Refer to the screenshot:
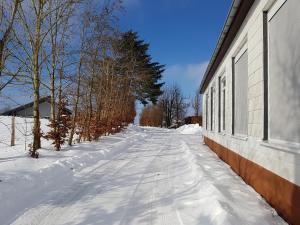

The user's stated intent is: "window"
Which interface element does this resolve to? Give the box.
[222,76,226,131]
[218,73,226,132]
[205,93,209,130]
[267,0,300,144]
[233,48,248,136]
[210,86,215,131]
[218,76,221,132]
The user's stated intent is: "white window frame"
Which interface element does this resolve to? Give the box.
[263,0,300,151]
[218,70,226,133]
[205,92,209,131]
[234,43,248,64]
[232,39,249,138]
[221,75,226,132]
[210,84,215,131]
[267,0,287,21]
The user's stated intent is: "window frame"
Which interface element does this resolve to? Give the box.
[263,11,269,141]
[267,0,287,21]
[263,0,300,149]
[210,86,214,131]
[232,41,249,137]
[218,76,221,133]
[221,76,226,132]
[205,93,209,130]
[218,71,226,133]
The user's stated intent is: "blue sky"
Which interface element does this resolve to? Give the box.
[0,0,232,116]
[120,0,231,103]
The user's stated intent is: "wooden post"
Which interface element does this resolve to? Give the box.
[11,115,15,146]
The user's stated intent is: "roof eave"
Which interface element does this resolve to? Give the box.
[0,96,51,115]
[200,0,255,94]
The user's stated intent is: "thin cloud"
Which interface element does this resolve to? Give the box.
[163,61,208,116]
[166,61,209,87]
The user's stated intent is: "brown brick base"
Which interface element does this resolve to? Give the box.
[204,136,300,225]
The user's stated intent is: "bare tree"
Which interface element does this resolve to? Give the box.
[160,86,175,127]
[159,84,188,128]
[68,25,85,145]
[192,89,202,116]
[46,0,77,120]
[0,0,20,74]
[13,0,78,156]
[140,104,163,127]
[0,0,21,91]
[1,0,164,156]
[173,84,188,125]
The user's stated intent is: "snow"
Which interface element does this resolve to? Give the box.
[0,116,51,150]
[0,120,286,225]
[176,123,202,134]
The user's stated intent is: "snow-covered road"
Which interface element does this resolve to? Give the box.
[3,126,286,225]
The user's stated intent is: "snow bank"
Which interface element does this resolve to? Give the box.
[176,124,202,134]
[0,116,50,151]
[0,116,147,224]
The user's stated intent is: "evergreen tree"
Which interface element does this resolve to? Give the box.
[45,98,71,151]
[114,31,165,105]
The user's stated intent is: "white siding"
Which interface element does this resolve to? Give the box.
[202,0,300,186]
[16,102,57,118]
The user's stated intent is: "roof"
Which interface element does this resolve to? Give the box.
[1,96,72,116]
[199,0,255,94]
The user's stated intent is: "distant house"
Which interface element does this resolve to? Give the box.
[1,96,72,118]
[199,0,300,224]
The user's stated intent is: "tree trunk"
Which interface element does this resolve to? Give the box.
[32,1,43,154]
[50,72,55,120]
[68,59,82,145]
[11,115,15,146]
[49,0,58,121]
[87,78,93,141]
[32,72,41,151]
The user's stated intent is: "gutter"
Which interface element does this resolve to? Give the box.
[199,0,255,94]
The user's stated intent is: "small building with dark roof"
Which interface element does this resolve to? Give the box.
[1,96,71,118]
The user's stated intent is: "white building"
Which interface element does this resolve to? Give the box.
[200,0,300,224]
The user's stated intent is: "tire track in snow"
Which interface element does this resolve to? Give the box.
[146,134,186,225]
[11,151,140,225]
[10,133,152,225]
[118,135,166,225]
[7,127,286,225]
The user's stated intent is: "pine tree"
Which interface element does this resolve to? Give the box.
[113,31,165,105]
[45,98,71,151]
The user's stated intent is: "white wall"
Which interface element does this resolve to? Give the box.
[202,0,300,186]
[16,102,57,118]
